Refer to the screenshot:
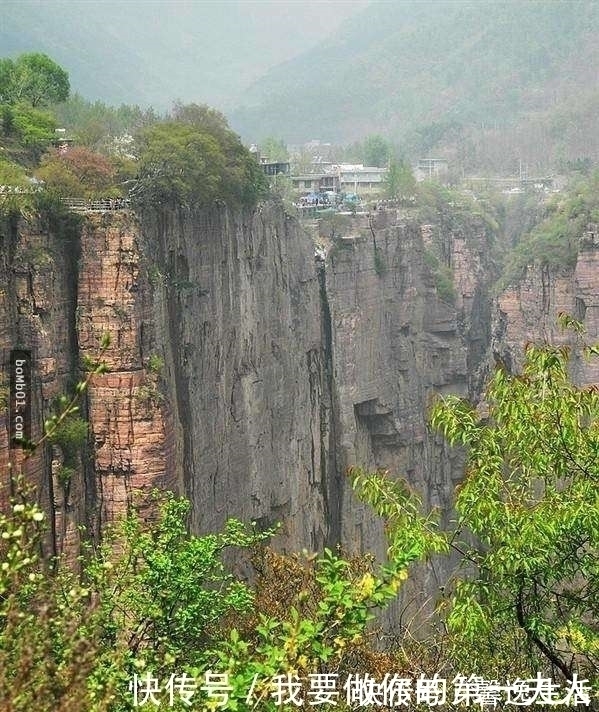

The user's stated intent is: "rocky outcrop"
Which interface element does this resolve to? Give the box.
[141,204,329,549]
[320,209,494,611]
[0,212,82,557]
[0,210,175,558]
[77,212,176,531]
[493,227,599,383]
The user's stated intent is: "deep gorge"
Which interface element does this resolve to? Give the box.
[2,200,598,604]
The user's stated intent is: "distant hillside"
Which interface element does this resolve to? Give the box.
[0,0,367,112]
[230,0,599,172]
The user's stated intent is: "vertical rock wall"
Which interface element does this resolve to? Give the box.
[0,201,497,595]
[493,228,599,382]
[0,212,82,557]
[77,211,176,531]
[320,209,494,609]
[142,204,330,549]
[0,210,175,558]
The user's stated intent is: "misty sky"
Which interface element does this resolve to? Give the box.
[1,0,371,110]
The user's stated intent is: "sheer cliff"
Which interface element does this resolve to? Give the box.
[493,225,599,381]
[3,193,599,641]
[0,200,499,579]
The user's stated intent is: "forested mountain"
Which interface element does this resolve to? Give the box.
[4,0,598,172]
[231,0,599,172]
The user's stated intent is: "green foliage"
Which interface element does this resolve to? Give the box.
[417,181,500,235]
[0,157,33,217]
[135,103,268,209]
[385,158,416,202]
[0,487,271,711]
[0,157,28,186]
[0,483,120,712]
[147,353,164,375]
[423,248,456,303]
[36,147,119,199]
[209,544,409,710]
[86,495,270,672]
[0,53,69,108]
[349,468,448,566]
[361,135,392,168]
[8,103,57,148]
[48,412,88,469]
[51,93,158,152]
[0,101,58,162]
[259,136,288,162]
[430,333,599,682]
[0,52,68,162]
[499,173,599,289]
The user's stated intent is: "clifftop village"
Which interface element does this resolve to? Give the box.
[0,129,556,214]
[251,140,448,214]
[251,139,557,216]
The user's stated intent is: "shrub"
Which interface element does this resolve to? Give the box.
[36,147,118,199]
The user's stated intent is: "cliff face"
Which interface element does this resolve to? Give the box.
[76,212,176,529]
[0,211,175,558]
[0,212,82,556]
[0,200,496,578]
[142,205,330,549]
[319,210,494,608]
[493,227,599,382]
[0,205,331,557]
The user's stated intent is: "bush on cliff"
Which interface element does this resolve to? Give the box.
[134,103,268,209]
[0,358,429,710]
[36,147,120,199]
[357,318,599,687]
[0,483,428,711]
[499,172,599,288]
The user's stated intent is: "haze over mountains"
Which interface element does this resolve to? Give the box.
[0,0,368,110]
[2,0,599,171]
[231,0,599,171]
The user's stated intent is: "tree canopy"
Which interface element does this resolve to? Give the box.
[385,158,416,200]
[0,53,69,108]
[135,103,268,208]
[36,147,118,199]
[429,323,599,683]
[259,136,289,162]
[0,53,70,162]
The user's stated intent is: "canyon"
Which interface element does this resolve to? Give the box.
[0,199,596,604]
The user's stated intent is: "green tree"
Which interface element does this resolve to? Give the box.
[0,53,69,108]
[362,134,392,168]
[135,104,267,208]
[260,136,289,162]
[9,103,57,148]
[385,157,416,201]
[431,326,599,683]
[500,172,599,289]
[0,157,28,187]
[36,147,118,198]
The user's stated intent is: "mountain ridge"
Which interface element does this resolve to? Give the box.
[230,0,599,169]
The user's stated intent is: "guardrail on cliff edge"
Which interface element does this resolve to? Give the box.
[60,198,131,212]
